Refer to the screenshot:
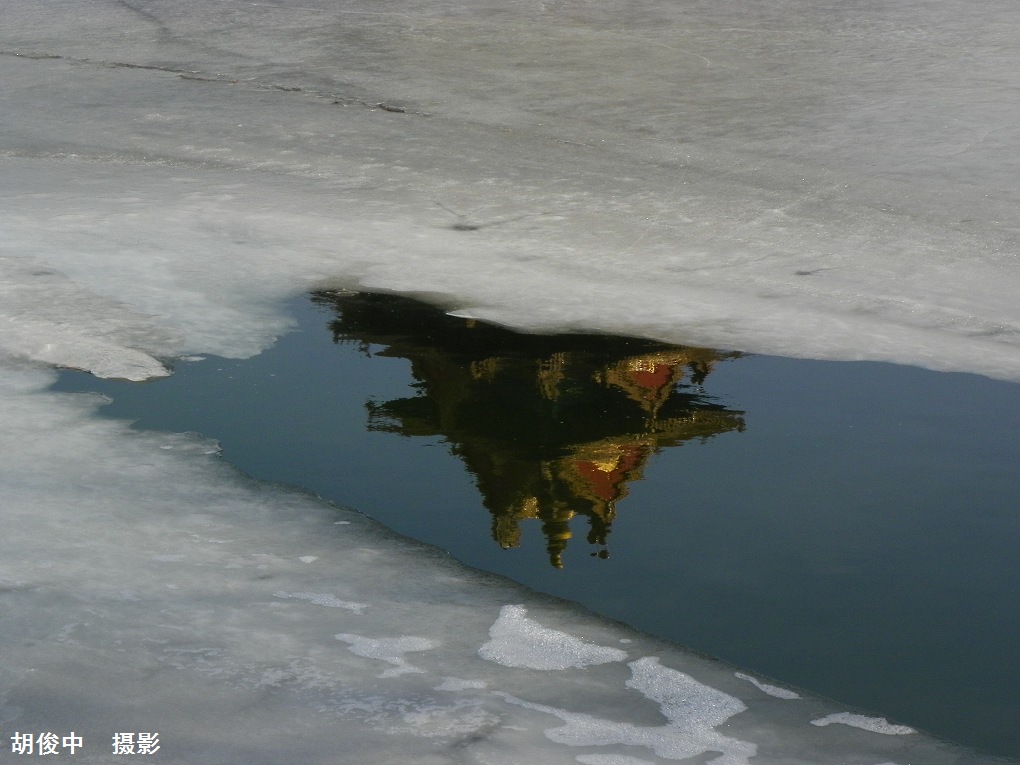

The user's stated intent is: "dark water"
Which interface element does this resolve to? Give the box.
[52,291,1020,759]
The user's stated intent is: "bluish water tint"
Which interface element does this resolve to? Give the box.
[52,291,1020,760]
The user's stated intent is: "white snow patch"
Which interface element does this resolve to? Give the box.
[734,671,801,699]
[811,713,915,735]
[479,605,628,670]
[628,657,748,728]
[497,691,755,765]
[335,633,438,677]
[298,555,318,563]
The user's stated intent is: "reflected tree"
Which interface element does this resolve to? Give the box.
[311,290,745,568]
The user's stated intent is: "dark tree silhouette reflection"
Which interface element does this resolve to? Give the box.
[311,290,745,567]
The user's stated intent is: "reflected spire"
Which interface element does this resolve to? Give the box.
[311,290,745,567]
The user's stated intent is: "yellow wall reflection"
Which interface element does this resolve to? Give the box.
[312,290,745,567]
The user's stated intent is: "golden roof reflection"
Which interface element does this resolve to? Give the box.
[311,290,745,567]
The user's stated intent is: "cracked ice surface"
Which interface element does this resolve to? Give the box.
[1,0,1019,762]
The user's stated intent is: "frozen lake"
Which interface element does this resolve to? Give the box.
[4,0,1019,761]
[54,290,1020,759]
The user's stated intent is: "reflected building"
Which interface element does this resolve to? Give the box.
[311,290,745,567]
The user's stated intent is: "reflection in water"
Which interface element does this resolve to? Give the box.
[311,290,745,567]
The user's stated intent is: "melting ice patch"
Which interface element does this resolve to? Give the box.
[480,605,629,670]
[334,633,437,678]
[734,671,801,699]
[274,591,368,613]
[811,713,915,735]
[497,657,755,764]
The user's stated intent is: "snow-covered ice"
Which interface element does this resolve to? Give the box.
[1,0,1018,761]
[479,605,629,670]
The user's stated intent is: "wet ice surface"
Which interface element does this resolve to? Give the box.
[2,0,1019,761]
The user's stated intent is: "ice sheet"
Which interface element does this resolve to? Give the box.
[2,0,1019,381]
[2,0,1019,761]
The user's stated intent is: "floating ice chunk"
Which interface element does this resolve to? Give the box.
[335,633,437,677]
[811,713,915,735]
[734,671,801,699]
[274,591,367,613]
[479,605,628,670]
[298,555,318,563]
[434,677,487,691]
